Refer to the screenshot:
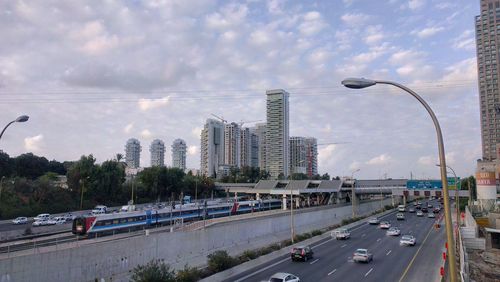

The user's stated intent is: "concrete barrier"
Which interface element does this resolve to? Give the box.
[0,199,393,282]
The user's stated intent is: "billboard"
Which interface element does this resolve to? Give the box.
[406,180,442,189]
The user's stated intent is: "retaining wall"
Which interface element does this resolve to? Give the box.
[0,199,393,282]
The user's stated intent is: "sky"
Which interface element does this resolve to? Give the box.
[0,0,480,180]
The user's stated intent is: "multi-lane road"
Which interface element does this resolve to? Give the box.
[228,200,445,282]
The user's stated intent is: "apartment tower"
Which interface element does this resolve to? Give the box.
[266,89,290,179]
[172,139,187,170]
[125,138,141,168]
[200,119,225,177]
[150,139,165,167]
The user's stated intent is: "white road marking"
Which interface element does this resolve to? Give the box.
[409,230,412,234]
[377,238,381,242]
[234,256,290,282]
[310,258,319,265]
[328,269,337,276]
[386,250,392,255]
[312,238,333,249]
[365,268,373,277]
[341,244,347,248]
[361,233,366,237]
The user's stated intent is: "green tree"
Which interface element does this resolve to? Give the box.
[130,259,176,282]
[90,160,126,205]
[0,151,13,178]
[175,265,201,282]
[321,173,331,180]
[14,153,50,179]
[290,173,308,180]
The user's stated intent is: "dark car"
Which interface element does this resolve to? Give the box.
[421,207,428,213]
[291,246,314,262]
[433,207,440,213]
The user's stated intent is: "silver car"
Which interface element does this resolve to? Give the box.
[386,227,401,236]
[353,248,373,263]
[268,272,300,282]
[400,235,416,246]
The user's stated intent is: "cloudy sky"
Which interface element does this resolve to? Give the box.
[0,0,480,179]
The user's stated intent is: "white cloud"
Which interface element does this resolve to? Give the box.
[439,57,477,83]
[318,144,337,165]
[191,126,203,138]
[418,155,436,166]
[341,13,371,26]
[366,154,392,165]
[24,134,43,152]
[413,26,444,38]
[140,129,152,139]
[299,11,327,36]
[138,97,170,111]
[364,25,385,45]
[124,123,134,134]
[349,161,362,171]
[205,3,248,30]
[408,0,425,10]
[452,30,475,51]
[188,145,198,155]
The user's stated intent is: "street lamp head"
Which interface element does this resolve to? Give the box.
[341,78,377,89]
[15,115,29,122]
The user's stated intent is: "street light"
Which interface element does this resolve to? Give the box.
[436,164,460,226]
[342,77,458,282]
[0,115,29,140]
[351,169,360,218]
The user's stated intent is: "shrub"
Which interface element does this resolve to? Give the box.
[384,205,393,211]
[131,259,176,282]
[175,264,202,282]
[281,239,293,247]
[239,250,258,262]
[207,250,236,273]
[311,229,322,236]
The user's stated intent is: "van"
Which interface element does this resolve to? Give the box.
[34,213,51,221]
[92,205,107,215]
[398,205,406,212]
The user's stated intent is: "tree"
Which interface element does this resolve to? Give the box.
[290,173,308,180]
[321,173,331,180]
[0,151,13,178]
[13,153,50,179]
[207,250,236,273]
[131,259,176,282]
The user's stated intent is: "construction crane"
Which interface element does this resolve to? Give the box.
[210,113,227,124]
[239,119,263,127]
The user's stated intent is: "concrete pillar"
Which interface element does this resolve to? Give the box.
[295,197,300,209]
[282,194,287,210]
[234,192,238,199]
[307,195,311,206]
[256,193,260,201]
[391,195,395,207]
[403,195,407,206]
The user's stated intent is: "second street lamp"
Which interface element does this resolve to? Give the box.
[342,77,458,282]
[0,115,29,141]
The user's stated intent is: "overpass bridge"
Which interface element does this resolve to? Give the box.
[215,179,470,207]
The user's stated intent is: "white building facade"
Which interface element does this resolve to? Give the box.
[150,139,165,167]
[266,89,290,179]
[125,138,141,168]
[224,122,241,168]
[172,139,187,170]
[200,119,225,177]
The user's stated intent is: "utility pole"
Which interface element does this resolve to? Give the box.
[80,178,85,210]
[195,179,198,202]
[290,188,295,243]
[131,175,135,205]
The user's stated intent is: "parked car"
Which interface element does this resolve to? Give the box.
[396,213,405,220]
[386,227,401,236]
[400,235,416,246]
[417,211,424,217]
[332,228,351,240]
[34,213,50,221]
[368,218,380,225]
[268,272,300,282]
[353,248,373,263]
[290,246,314,262]
[12,217,28,224]
[379,221,391,229]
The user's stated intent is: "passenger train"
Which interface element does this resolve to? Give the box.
[72,199,282,237]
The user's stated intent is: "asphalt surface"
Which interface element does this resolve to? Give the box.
[228,200,444,282]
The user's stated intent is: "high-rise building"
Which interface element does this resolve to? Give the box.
[125,138,141,168]
[240,127,252,167]
[253,123,267,170]
[305,137,318,177]
[150,139,165,167]
[200,119,224,177]
[266,89,289,179]
[289,137,306,175]
[172,139,187,170]
[476,0,500,160]
[224,122,241,167]
[250,131,259,168]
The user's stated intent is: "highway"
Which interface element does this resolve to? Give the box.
[228,199,444,282]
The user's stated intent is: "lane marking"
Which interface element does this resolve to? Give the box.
[234,256,290,282]
[398,221,435,282]
[311,238,333,249]
[365,268,373,277]
[361,233,366,237]
[409,230,412,234]
[377,238,381,242]
[341,244,347,248]
[386,250,392,256]
[310,258,319,265]
[328,269,337,276]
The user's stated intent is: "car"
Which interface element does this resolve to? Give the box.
[427,204,433,208]
[433,207,441,213]
[34,213,51,221]
[428,213,436,218]
[415,205,421,210]
[46,218,57,225]
[332,228,351,240]
[33,219,48,226]
[268,272,300,282]
[413,202,418,206]
[368,217,380,225]
[386,227,401,236]
[53,217,67,224]
[400,235,416,246]
[396,213,405,220]
[417,211,424,217]
[408,208,415,213]
[290,246,313,262]
[421,207,428,213]
[353,248,373,263]
[379,221,391,229]
[12,217,28,224]
[63,213,76,221]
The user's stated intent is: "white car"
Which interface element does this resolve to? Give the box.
[368,218,380,225]
[379,221,391,229]
[332,228,351,240]
[46,218,57,225]
[268,272,300,282]
[386,227,401,236]
[63,213,76,221]
[428,213,436,218]
[34,213,50,221]
[400,235,416,246]
[417,211,424,217]
[12,217,28,224]
[53,217,67,224]
[33,219,48,226]
[353,248,373,263]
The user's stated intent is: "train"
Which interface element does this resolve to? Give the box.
[72,199,282,237]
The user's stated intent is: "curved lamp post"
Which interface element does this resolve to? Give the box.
[341,78,458,282]
[0,115,29,140]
